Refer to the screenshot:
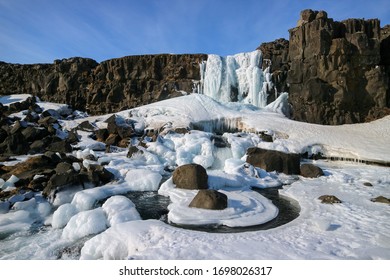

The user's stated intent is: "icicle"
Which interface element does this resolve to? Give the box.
[201,50,272,108]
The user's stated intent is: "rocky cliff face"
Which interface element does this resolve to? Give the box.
[1,10,389,125]
[261,10,390,125]
[0,54,207,114]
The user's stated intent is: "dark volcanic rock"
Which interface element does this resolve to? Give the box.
[0,132,29,156]
[46,140,73,153]
[286,9,390,124]
[0,54,207,115]
[246,147,301,175]
[172,163,208,190]
[189,189,228,210]
[257,38,290,103]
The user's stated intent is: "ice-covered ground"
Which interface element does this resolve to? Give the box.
[0,93,390,260]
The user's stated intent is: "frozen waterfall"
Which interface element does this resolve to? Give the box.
[200,50,271,108]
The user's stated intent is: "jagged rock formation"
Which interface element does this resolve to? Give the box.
[0,54,207,115]
[257,38,289,104]
[260,9,390,124]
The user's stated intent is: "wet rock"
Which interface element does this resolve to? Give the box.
[246,147,300,175]
[173,163,208,190]
[300,163,324,178]
[318,195,342,204]
[189,189,228,210]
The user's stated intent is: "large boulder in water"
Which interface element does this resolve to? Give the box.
[246,147,300,175]
[172,163,208,190]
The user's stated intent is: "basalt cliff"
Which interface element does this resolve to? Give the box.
[259,9,390,124]
[1,10,389,125]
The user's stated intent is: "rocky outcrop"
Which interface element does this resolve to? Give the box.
[287,10,389,124]
[0,97,78,157]
[0,58,98,112]
[87,54,207,114]
[257,38,290,103]
[259,10,390,124]
[0,54,207,115]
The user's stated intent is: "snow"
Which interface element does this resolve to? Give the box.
[0,94,32,105]
[102,196,141,226]
[1,93,390,260]
[62,208,107,241]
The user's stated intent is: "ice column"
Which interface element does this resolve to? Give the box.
[200,50,269,108]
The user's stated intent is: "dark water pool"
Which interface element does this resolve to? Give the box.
[125,188,300,233]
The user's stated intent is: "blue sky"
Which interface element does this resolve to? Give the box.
[1,0,389,64]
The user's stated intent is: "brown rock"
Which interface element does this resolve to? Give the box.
[189,189,228,210]
[172,163,208,190]
[246,147,300,175]
[318,195,342,204]
[370,196,390,204]
[300,163,324,178]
